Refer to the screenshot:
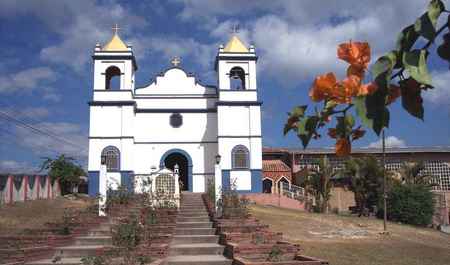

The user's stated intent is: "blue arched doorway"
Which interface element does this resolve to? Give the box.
[160,149,193,192]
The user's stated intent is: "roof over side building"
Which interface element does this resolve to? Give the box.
[263,146,450,155]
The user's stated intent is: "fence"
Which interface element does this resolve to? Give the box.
[281,181,306,201]
[0,175,61,204]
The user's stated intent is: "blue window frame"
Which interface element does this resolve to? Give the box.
[231,145,250,169]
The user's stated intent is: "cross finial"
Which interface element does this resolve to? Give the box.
[171,56,181,67]
[231,24,240,34]
[112,24,120,35]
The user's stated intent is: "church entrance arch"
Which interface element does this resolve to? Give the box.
[160,149,192,191]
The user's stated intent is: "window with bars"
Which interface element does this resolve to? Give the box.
[102,146,120,171]
[232,145,249,169]
[155,173,175,194]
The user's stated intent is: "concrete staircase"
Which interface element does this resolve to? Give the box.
[167,192,232,265]
[25,221,114,265]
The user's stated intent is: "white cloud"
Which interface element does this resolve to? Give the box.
[13,122,88,162]
[0,107,50,120]
[423,71,450,106]
[173,0,428,87]
[0,67,56,93]
[0,160,38,174]
[0,0,149,72]
[368,136,406,148]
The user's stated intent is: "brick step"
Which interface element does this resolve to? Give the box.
[177,216,210,222]
[73,236,112,246]
[87,229,111,236]
[172,235,219,244]
[179,210,208,215]
[26,257,83,265]
[180,203,205,207]
[180,205,206,209]
[169,243,224,255]
[167,255,232,265]
[176,222,212,228]
[53,245,112,258]
[178,213,209,218]
[175,228,216,235]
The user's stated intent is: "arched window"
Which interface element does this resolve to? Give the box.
[105,66,121,90]
[231,145,249,169]
[229,67,245,90]
[101,146,120,171]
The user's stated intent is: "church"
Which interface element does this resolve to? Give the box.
[87,28,263,196]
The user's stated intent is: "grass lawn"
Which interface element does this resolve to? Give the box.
[250,204,450,265]
[0,196,94,234]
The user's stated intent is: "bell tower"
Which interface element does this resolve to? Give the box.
[92,25,137,91]
[215,34,262,193]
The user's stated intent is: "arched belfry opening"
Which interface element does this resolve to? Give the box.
[164,152,189,191]
[229,66,246,90]
[105,66,121,90]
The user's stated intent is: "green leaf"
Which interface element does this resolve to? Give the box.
[283,105,308,135]
[400,80,425,120]
[345,114,355,129]
[325,100,338,110]
[366,90,390,135]
[371,51,397,81]
[291,105,308,117]
[414,0,444,41]
[402,49,432,86]
[297,116,319,148]
[354,96,373,128]
[396,25,420,52]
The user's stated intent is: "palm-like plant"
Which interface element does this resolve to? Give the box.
[342,156,385,216]
[398,161,433,186]
[304,156,335,213]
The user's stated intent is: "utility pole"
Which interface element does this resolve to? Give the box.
[382,129,388,232]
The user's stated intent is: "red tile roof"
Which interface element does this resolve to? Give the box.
[263,159,291,172]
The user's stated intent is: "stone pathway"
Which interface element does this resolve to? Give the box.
[166,192,231,265]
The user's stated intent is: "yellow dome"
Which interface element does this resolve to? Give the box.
[223,35,249,53]
[103,33,128,51]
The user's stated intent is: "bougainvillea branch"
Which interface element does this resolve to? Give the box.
[284,0,450,156]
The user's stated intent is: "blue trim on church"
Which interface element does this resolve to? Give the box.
[159,148,193,192]
[120,171,135,193]
[88,170,135,197]
[88,171,99,197]
[221,169,262,193]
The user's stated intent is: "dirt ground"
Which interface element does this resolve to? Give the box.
[250,204,450,265]
[0,196,94,234]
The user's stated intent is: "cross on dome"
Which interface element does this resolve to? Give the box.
[171,56,181,67]
[112,24,121,35]
[230,24,240,34]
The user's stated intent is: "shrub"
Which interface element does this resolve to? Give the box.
[219,188,249,219]
[111,215,143,265]
[385,184,435,226]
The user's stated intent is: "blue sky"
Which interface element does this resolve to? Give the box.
[0,0,449,173]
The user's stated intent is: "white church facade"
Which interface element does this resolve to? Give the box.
[88,30,263,196]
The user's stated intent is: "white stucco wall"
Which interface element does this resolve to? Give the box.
[89,45,262,194]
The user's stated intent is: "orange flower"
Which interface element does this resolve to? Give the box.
[338,41,371,69]
[347,65,366,79]
[328,128,337,138]
[336,137,351,157]
[309,72,337,102]
[358,82,378,96]
[387,85,401,105]
[333,75,361,104]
